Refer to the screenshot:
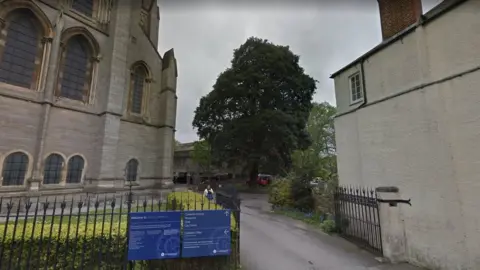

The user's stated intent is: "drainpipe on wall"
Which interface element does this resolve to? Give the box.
[359,58,368,108]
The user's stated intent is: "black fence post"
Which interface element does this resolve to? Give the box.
[125,184,133,270]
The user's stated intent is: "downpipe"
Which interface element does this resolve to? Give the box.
[359,58,368,108]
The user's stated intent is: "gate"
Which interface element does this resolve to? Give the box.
[0,189,241,269]
[334,186,383,255]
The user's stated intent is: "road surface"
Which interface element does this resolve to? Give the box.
[239,194,422,270]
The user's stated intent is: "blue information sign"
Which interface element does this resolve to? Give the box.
[182,210,231,258]
[128,211,181,261]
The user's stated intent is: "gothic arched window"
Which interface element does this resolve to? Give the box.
[0,9,44,89]
[1,152,29,186]
[43,154,64,184]
[129,64,149,114]
[66,155,85,184]
[126,159,139,181]
[56,29,101,104]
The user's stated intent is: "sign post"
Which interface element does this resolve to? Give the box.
[128,211,181,261]
[182,209,231,258]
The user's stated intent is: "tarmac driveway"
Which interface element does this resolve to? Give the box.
[239,194,423,270]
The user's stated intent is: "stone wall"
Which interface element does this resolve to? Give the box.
[0,0,177,195]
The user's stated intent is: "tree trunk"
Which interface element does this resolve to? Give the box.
[248,162,259,187]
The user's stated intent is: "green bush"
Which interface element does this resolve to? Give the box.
[0,221,128,269]
[289,177,315,212]
[319,219,336,234]
[268,177,293,208]
[268,174,315,212]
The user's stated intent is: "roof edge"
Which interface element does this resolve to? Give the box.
[329,23,417,78]
[329,0,468,79]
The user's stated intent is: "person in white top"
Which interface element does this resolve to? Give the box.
[204,185,214,201]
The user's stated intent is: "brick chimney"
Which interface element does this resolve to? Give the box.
[378,0,423,40]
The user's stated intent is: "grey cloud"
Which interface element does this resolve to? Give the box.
[158,0,443,143]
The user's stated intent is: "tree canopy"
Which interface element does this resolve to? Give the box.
[291,102,337,181]
[191,140,212,172]
[289,102,337,213]
[192,37,317,181]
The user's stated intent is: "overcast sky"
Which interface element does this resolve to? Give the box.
[158,0,442,143]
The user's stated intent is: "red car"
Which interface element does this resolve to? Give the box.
[256,174,272,186]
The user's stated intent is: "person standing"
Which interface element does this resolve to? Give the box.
[204,185,214,201]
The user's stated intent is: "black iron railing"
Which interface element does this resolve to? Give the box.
[334,186,383,255]
[0,190,241,270]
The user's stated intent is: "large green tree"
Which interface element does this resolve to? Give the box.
[192,37,317,183]
[291,102,337,180]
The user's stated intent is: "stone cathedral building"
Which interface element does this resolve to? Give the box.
[0,0,178,196]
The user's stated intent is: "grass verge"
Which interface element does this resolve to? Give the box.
[272,208,323,226]
[271,207,337,233]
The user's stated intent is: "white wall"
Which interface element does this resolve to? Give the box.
[333,1,480,269]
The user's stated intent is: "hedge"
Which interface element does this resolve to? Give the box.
[0,221,127,269]
[0,191,240,269]
[0,224,239,269]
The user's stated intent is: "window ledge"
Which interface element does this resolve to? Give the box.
[55,97,89,105]
[122,114,149,125]
[40,183,64,190]
[0,83,42,101]
[0,185,28,192]
[40,183,84,190]
[0,82,38,92]
[54,97,97,113]
[350,98,364,106]
[125,181,140,187]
